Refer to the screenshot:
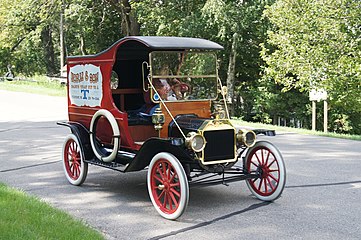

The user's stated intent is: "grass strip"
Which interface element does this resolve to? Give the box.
[232,119,361,141]
[0,78,66,97]
[0,183,104,240]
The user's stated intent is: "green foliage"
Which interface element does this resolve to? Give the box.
[261,0,361,119]
[0,0,359,133]
[331,113,353,134]
[0,0,124,76]
[65,0,123,55]
[0,183,104,239]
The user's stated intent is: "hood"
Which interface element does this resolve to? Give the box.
[168,114,208,138]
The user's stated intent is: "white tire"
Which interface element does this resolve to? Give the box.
[147,152,189,220]
[89,109,120,162]
[245,141,286,201]
[62,134,88,186]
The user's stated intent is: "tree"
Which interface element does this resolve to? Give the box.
[133,0,276,118]
[261,0,361,115]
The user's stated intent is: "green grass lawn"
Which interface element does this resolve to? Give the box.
[232,119,361,141]
[0,183,104,240]
[0,76,66,97]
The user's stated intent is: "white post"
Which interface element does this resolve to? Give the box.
[312,101,316,131]
[324,100,328,132]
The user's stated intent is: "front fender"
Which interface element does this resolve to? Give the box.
[125,138,194,172]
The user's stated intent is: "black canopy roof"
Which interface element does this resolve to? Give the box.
[68,36,223,60]
[121,36,224,50]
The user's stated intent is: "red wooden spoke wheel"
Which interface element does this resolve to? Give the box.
[62,134,88,186]
[147,152,189,220]
[245,141,286,201]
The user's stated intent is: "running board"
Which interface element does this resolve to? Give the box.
[85,158,129,172]
[85,149,136,172]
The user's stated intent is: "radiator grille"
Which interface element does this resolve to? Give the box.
[203,129,235,162]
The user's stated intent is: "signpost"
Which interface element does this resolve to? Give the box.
[309,89,328,132]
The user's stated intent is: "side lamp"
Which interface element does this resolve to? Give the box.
[152,108,165,131]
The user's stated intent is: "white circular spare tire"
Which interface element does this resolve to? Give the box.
[90,109,120,162]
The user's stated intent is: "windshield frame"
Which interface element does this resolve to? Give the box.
[148,50,219,103]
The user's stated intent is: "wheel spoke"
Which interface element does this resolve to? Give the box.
[168,193,173,210]
[267,159,276,168]
[169,192,179,209]
[261,149,265,165]
[167,167,171,180]
[257,178,263,191]
[268,172,279,183]
[264,151,271,166]
[69,142,74,154]
[169,171,177,183]
[153,175,163,184]
[161,162,167,180]
[170,187,181,198]
[71,164,76,176]
[263,178,268,193]
[251,160,259,168]
[69,162,74,171]
[156,164,165,180]
[254,151,262,166]
[266,177,276,191]
[170,182,180,188]
[157,190,165,200]
[75,164,80,177]
[74,144,79,154]
[163,191,168,208]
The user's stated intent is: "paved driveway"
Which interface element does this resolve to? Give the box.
[0,90,360,239]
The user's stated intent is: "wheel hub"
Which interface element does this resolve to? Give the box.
[258,165,269,178]
[158,181,170,191]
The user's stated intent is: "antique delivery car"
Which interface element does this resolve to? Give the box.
[58,36,286,220]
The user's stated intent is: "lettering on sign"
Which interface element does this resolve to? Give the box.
[68,64,103,107]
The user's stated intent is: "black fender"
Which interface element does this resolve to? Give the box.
[253,129,276,136]
[125,138,194,172]
[57,121,94,160]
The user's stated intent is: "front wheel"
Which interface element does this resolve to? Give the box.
[147,152,189,220]
[62,134,88,186]
[245,141,286,201]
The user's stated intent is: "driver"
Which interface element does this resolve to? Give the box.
[154,79,177,101]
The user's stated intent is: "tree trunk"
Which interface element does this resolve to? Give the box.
[41,25,57,76]
[79,35,88,55]
[121,0,140,36]
[226,33,238,117]
[106,0,140,36]
[59,0,66,76]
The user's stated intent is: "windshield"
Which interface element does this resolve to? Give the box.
[150,51,218,102]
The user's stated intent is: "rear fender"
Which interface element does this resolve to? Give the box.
[57,121,94,160]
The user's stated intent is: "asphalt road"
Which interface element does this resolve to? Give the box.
[1,90,360,240]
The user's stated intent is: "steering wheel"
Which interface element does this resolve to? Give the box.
[171,81,191,100]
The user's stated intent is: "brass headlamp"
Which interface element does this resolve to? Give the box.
[185,132,206,152]
[236,129,256,147]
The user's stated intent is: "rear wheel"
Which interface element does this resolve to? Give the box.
[245,141,286,201]
[62,134,88,186]
[147,152,189,220]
